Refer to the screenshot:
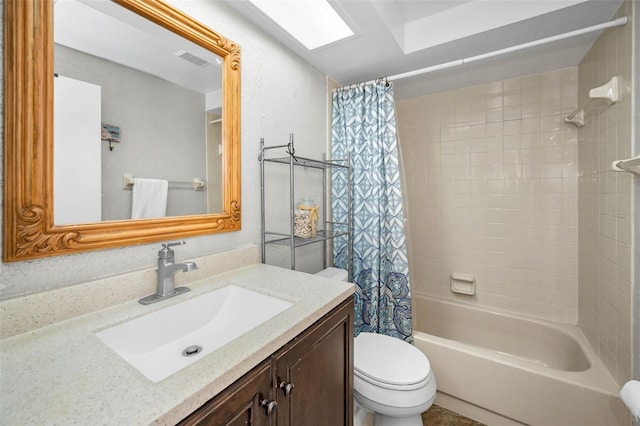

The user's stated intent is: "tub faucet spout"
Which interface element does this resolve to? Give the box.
[139,241,198,305]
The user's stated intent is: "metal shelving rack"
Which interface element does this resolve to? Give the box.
[259,134,352,280]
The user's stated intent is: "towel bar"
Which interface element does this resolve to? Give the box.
[122,174,205,191]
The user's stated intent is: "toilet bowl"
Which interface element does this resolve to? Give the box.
[314,268,437,426]
[354,332,436,426]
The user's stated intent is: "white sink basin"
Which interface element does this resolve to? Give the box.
[96,285,293,382]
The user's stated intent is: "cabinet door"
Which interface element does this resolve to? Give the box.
[53,75,102,225]
[179,360,275,426]
[274,299,354,426]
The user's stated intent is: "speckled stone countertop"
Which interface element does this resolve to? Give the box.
[0,264,353,425]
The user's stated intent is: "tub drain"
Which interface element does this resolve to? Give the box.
[182,345,203,357]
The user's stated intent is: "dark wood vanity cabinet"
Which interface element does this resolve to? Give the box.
[273,298,354,426]
[179,360,274,426]
[179,298,354,426]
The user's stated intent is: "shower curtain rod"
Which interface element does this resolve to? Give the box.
[348,16,628,87]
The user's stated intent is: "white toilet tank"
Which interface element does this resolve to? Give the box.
[315,267,348,282]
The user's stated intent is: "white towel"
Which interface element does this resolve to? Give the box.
[620,380,640,421]
[131,178,168,219]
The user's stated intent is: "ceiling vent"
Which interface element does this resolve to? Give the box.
[174,50,210,67]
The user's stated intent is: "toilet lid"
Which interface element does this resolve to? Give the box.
[354,332,431,387]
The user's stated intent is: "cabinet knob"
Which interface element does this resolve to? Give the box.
[278,381,295,397]
[260,399,277,416]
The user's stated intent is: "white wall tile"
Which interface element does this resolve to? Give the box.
[400,16,633,387]
[576,0,633,386]
[397,66,579,325]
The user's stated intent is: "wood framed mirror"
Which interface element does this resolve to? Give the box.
[3,0,241,262]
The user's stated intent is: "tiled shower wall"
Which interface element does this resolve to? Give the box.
[577,0,633,386]
[396,67,579,323]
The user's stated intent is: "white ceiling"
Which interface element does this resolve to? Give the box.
[223,0,624,99]
[54,0,625,101]
[54,0,223,95]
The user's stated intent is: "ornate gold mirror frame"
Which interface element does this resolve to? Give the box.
[3,0,241,262]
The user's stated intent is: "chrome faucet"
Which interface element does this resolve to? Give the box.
[139,241,198,305]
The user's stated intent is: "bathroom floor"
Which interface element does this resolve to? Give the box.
[422,405,486,426]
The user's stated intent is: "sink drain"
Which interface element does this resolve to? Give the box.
[182,345,203,357]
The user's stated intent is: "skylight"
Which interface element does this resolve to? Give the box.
[248,0,353,50]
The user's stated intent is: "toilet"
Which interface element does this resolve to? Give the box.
[354,332,436,426]
[315,268,437,426]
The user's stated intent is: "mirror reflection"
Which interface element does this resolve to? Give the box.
[53,0,223,225]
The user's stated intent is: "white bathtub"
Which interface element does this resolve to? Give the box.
[413,295,626,426]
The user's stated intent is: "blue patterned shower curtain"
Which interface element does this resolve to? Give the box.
[331,80,413,342]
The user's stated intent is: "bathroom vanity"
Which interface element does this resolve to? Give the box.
[0,264,354,425]
[180,298,353,425]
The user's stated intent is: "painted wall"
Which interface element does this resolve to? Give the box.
[397,67,580,323]
[55,44,207,220]
[577,0,634,386]
[0,0,329,298]
[633,0,640,400]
